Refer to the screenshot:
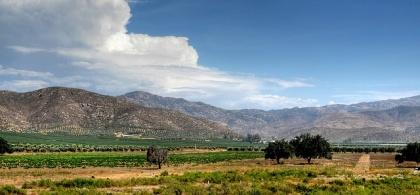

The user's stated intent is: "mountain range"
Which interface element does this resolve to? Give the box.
[121,91,420,142]
[1,87,419,142]
[0,87,232,139]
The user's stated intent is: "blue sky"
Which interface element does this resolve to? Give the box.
[0,0,419,109]
[129,0,420,103]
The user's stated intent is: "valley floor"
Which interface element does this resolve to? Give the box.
[0,152,419,194]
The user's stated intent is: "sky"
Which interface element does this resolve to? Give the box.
[0,0,420,110]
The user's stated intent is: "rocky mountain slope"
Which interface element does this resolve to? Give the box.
[0,87,232,138]
[121,91,420,142]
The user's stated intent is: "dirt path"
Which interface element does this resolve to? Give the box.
[353,154,370,175]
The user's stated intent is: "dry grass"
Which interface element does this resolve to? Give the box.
[1,152,411,191]
[0,153,364,187]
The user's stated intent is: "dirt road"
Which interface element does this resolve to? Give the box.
[353,154,370,175]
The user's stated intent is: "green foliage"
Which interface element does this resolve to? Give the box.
[264,139,293,164]
[146,146,168,169]
[160,170,169,176]
[245,133,261,143]
[21,168,420,194]
[0,137,12,155]
[332,146,397,153]
[0,131,265,153]
[0,151,263,168]
[395,154,404,164]
[395,142,420,164]
[0,185,25,195]
[290,133,332,164]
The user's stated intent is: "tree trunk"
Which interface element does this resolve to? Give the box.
[307,158,311,164]
[158,162,161,169]
[276,157,280,164]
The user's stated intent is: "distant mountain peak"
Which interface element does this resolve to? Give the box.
[122,90,420,142]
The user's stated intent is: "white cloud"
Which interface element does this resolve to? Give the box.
[0,0,129,48]
[332,90,420,104]
[267,79,314,89]
[6,46,47,54]
[0,80,49,92]
[0,0,198,67]
[328,101,337,105]
[0,65,53,78]
[240,95,319,110]
[0,0,315,110]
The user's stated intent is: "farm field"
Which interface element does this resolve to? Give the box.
[0,131,263,149]
[1,152,419,194]
[0,151,263,168]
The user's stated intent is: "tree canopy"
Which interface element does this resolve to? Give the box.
[264,139,293,164]
[146,146,168,169]
[290,133,332,164]
[395,142,420,165]
[245,133,261,143]
[0,137,12,155]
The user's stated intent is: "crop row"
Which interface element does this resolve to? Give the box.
[11,144,230,153]
[332,147,398,153]
[0,151,263,168]
[9,144,399,154]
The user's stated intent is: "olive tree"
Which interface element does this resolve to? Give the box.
[146,146,168,169]
[264,139,293,164]
[0,137,12,155]
[395,142,420,166]
[245,133,261,143]
[290,133,332,164]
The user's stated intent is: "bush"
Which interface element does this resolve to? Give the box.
[161,171,169,176]
[0,137,12,155]
[0,185,25,195]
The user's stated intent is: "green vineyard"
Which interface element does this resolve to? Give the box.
[0,151,263,168]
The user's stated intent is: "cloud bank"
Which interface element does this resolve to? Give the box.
[0,0,316,110]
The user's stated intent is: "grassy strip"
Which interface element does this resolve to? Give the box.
[0,151,263,168]
[18,168,420,195]
[21,167,348,188]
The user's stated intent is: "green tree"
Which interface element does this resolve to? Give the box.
[147,146,168,169]
[264,139,293,164]
[290,133,332,164]
[245,133,261,143]
[395,154,404,164]
[0,137,12,155]
[395,142,420,165]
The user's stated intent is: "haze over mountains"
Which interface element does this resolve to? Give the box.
[122,91,420,142]
[0,87,419,142]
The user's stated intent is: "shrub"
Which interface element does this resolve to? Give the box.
[0,185,25,195]
[0,137,13,155]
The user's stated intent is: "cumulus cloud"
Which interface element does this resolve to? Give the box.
[0,0,315,109]
[0,0,198,67]
[0,0,129,48]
